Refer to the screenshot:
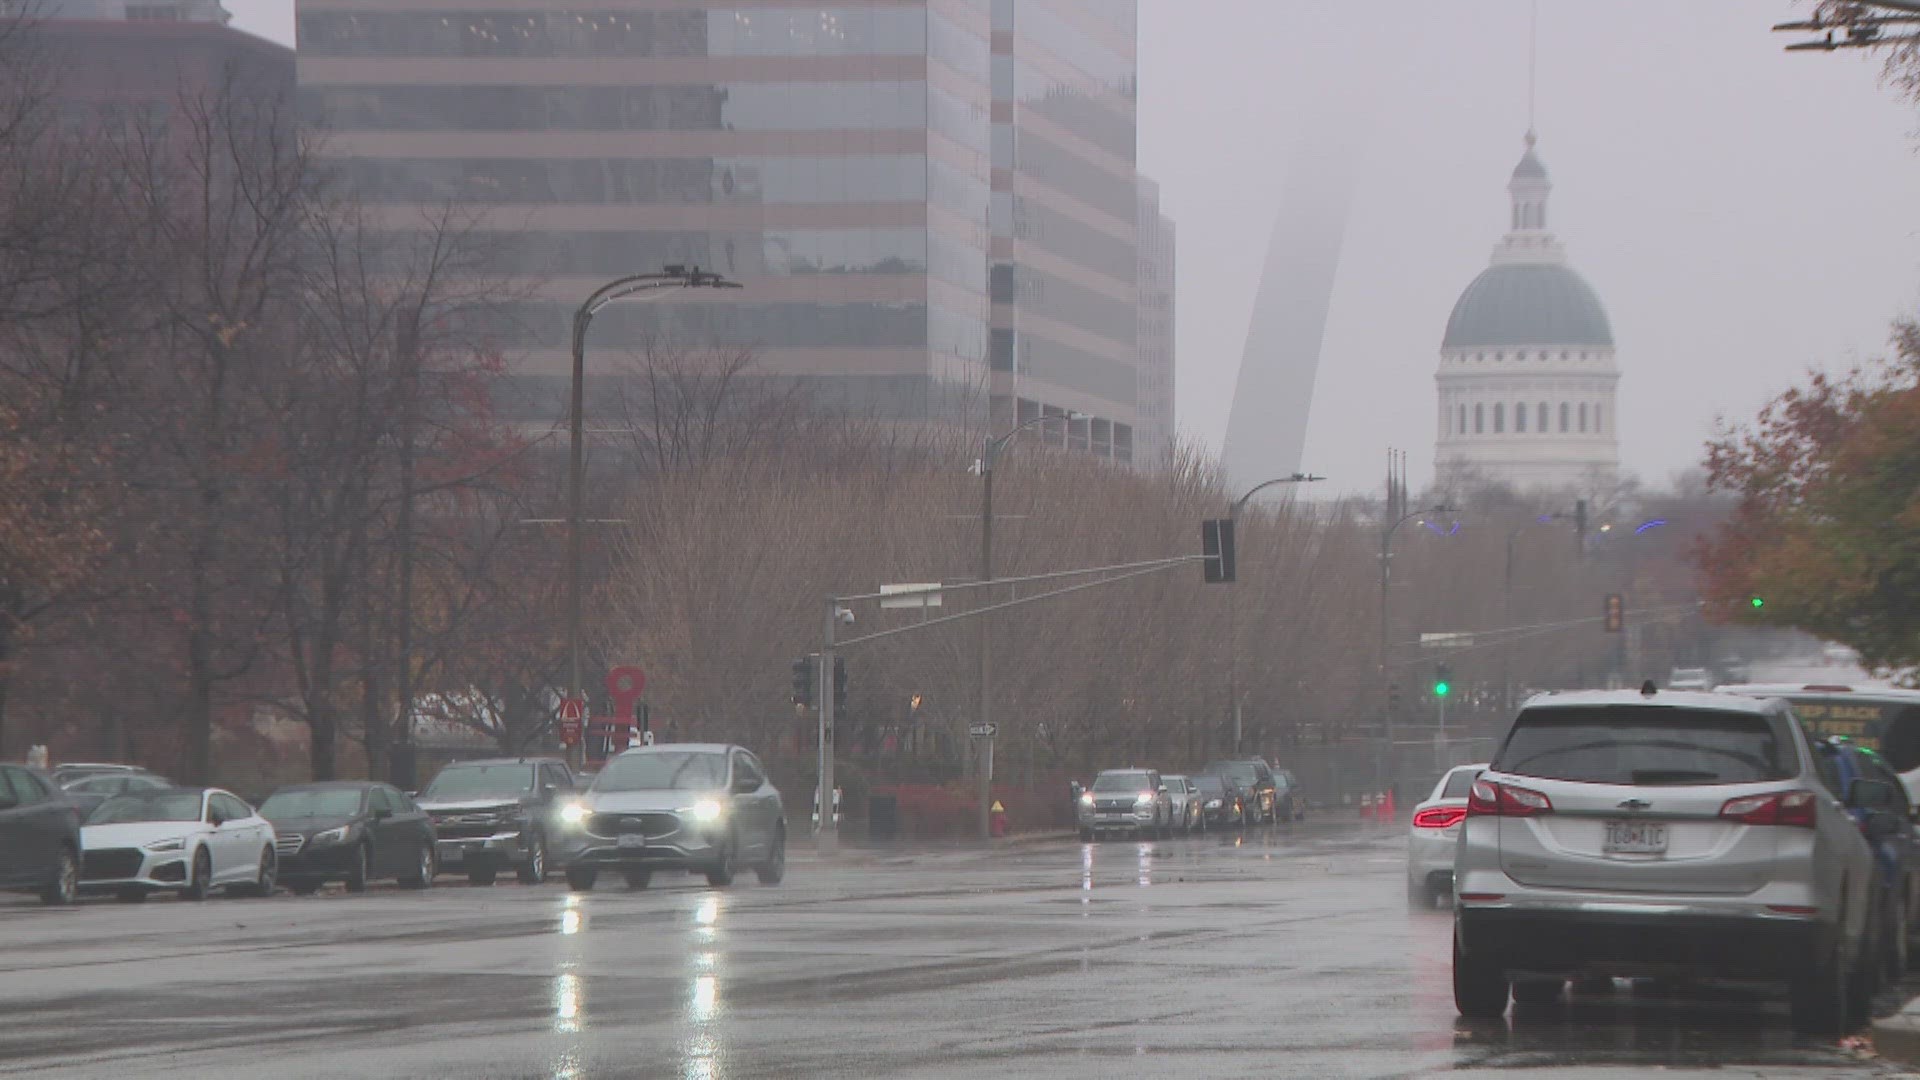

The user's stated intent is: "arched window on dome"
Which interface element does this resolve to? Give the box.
[1515,403,1527,432]
[1458,404,1467,436]
[1493,404,1505,433]
[1559,402,1570,432]
[1578,403,1588,433]
[1537,402,1548,432]
[1475,404,1484,434]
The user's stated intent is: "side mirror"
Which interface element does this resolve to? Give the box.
[404,791,417,799]
[1867,811,1904,841]
[1850,778,1899,813]
[538,784,557,804]
[1157,785,1168,795]
[733,776,757,795]
[372,806,392,820]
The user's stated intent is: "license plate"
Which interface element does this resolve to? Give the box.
[616,834,646,849]
[1603,820,1668,854]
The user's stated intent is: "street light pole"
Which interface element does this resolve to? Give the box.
[977,410,1084,840]
[1225,473,1325,755]
[1380,503,1456,790]
[566,266,740,771]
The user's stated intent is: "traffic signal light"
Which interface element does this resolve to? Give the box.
[791,655,815,708]
[1433,662,1452,698]
[1389,683,1404,713]
[1201,518,1236,584]
[1604,593,1624,633]
[833,655,848,713]
[1749,595,1765,610]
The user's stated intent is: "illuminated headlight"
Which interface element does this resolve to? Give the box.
[1134,792,1154,805]
[311,826,349,846]
[687,799,724,824]
[560,802,588,826]
[1079,792,1094,805]
[144,837,186,852]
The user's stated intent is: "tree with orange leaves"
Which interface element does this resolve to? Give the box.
[1698,321,1920,676]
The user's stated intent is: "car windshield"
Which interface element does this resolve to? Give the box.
[1193,776,1224,795]
[259,789,365,818]
[1208,763,1259,784]
[422,765,534,800]
[1441,769,1482,799]
[1494,707,1792,785]
[1092,772,1150,792]
[594,752,728,793]
[87,791,201,825]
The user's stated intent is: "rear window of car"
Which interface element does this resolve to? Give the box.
[1441,768,1482,799]
[1493,706,1793,786]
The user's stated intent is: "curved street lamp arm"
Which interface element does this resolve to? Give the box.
[1230,473,1326,517]
[983,411,1082,469]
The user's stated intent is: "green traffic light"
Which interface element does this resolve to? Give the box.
[1434,681,1450,698]
[1750,596,1765,610]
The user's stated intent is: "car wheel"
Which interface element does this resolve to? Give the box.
[1453,934,1509,1019]
[40,847,77,906]
[468,866,497,886]
[344,842,370,894]
[1887,893,1910,985]
[1511,979,1563,1008]
[624,870,652,891]
[400,843,435,890]
[1079,828,1093,842]
[1790,930,1851,1039]
[565,866,597,892]
[705,832,737,889]
[756,829,786,886]
[182,847,211,902]
[518,833,548,885]
[245,847,277,898]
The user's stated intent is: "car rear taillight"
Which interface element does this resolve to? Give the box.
[1412,806,1468,829]
[1466,779,1553,817]
[1719,790,1818,828]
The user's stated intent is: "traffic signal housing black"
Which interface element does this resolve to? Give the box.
[1604,593,1624,633]
[1389,683,1404,713]
[1202,518,1237,584]
[1433,662,1452,698]
[833,655,848,713]
[791,655,815,708]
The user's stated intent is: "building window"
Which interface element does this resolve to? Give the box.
[1493,403,1505,433]
[1560,351,1569,360]
[1475,404,1484,434]
[1516,403,1527,433]
[1495,351,1504,361]
[1559,402,1570,432]
[1537,402,1547,432]
[1578,403,1588,432]
[1458,404,1466,435]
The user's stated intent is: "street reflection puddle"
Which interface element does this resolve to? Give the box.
[1137,845,1153,887]
[682,943,725,1078]
[549,1050,584,1079]
[552,971,584,1034]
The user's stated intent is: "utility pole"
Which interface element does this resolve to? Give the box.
[1225,472,1325,754]
[818,602,837,849]
[1380,501,1457,789]
[566,266,739,772]
[977,411,1085,840]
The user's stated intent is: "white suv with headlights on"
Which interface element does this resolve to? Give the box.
[1453,687,1877,1038]
[556,744,785,892]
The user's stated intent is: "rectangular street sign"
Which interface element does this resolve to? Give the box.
[880,583,944,609]
[968,723,996,739]
[1420,632,1474,648]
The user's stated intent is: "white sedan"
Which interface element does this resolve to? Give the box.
[80,787,277,901]
[1406,762,1486,909]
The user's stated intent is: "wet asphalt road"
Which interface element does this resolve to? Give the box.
[1,821,1915,1079]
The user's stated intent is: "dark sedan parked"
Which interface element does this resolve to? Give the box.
[1190,773,1242,829]
[259,781,437,894]
[0,764,81,904]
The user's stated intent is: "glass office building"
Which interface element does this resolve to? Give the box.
[297,2,1157,456]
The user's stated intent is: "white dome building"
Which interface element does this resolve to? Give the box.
[1434,134,1619,492]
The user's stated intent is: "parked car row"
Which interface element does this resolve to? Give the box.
[1427,683,1920,1040]
[0,743,788,906]
[1073,758,1306,840]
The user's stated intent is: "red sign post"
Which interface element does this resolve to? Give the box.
[558,697,586,747]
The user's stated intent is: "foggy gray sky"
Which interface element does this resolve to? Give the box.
[225,1,1920,498]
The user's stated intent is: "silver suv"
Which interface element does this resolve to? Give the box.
[1077,769,1172,839]
[1452,688,1875,1037]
